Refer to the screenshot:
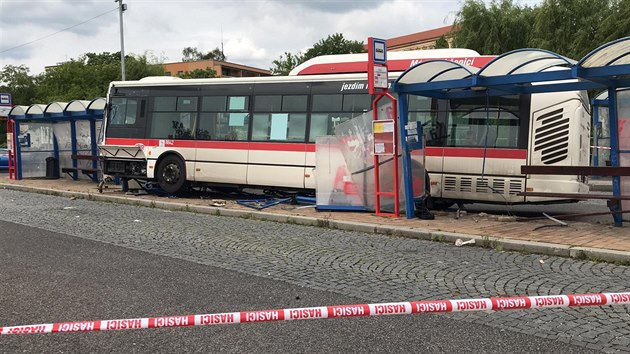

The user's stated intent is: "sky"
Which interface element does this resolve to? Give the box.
[0,0,541,75]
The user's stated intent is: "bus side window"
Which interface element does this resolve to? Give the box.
[199,96,249,141]
[308,94,366,142]
[149,96,197,140]
[252,95,307,142]
[447,96,521,148]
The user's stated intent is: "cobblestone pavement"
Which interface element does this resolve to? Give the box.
[1,189,629,352]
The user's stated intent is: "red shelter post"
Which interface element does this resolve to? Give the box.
[368,37,399,217]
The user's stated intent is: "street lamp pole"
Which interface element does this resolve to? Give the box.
[115,0,127,80]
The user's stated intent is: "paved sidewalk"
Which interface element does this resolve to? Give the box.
[2,175,629,264]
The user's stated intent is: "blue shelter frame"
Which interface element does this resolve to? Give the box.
[391,37,630,225]
[7,99,105,180]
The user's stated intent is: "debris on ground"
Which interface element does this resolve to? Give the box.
[455,238,476,247]
[236,197,292,210]
[454,209,467,219]
[210,199,226,207]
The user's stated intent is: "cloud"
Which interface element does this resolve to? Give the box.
[269,0,382,13]
[0,0,115,36]
[0,0,504,75]
[0,45,33,60]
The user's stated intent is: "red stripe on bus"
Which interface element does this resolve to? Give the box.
[426,147,527,159]
[104,138,315,152]
[104,139,522,158]
[296,56,495,75]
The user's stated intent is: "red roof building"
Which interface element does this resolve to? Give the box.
[387,25,456,51]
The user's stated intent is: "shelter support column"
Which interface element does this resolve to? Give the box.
[398,94,415,219]
[608,88,622,226]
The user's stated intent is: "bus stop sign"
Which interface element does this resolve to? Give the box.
[368,38,388,94]
[0,93,11,106]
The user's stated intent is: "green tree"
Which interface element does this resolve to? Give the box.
[270,51,304,75]
[0,65,40,146]
[599,0,630,42]
[434,35,450,49]
[0,65,39,106]
[182,47,226,62]
[270,33,365,75]
[452,0,537,55]
[126,53,165,79]
[38,52,164,102]
[177,67,218,79]
[531,0,613,59]
[302,33,366,62]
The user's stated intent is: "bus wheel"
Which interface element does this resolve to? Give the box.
[157,155,186,194]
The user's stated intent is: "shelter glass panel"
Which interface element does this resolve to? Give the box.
[617,90,630,211]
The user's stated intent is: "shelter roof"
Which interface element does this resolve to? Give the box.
[8,98,105,121]
[392,36,630,99]
[579,37,630,68]
[477,49,575,76]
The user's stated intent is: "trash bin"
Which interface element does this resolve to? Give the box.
[45,157,59,179]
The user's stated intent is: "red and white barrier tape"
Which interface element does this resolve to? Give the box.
[2,292,629,335]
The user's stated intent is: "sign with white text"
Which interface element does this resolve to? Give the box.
[0,93,11,106]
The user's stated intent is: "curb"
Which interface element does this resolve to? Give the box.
[2,182,630,264]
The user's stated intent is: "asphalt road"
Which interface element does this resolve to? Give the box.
[0,220,589,353]
[0,189,629,352]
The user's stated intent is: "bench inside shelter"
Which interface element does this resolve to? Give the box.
[62,154,100,182]
[519,165,630,223]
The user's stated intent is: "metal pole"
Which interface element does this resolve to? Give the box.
[592,98,600,168]
[608,87,622,226]
[116,0,126,81]
[398,93,415,219]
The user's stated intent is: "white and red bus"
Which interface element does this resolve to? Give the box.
[100,49,590,207]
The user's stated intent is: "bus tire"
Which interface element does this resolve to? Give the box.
[157,155,187,194]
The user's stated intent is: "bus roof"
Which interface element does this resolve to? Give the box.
[289,48,493,76]
[110,49,494,89]
[110,72,380,88]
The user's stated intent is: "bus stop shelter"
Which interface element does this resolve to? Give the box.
[7,99,105,181]
[391,37,630,225]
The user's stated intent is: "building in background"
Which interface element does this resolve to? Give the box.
[387,25,455,51]
[162,60,271,78]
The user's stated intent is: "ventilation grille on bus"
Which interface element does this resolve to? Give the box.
[443,176,523,196]
[533,108,569,165]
